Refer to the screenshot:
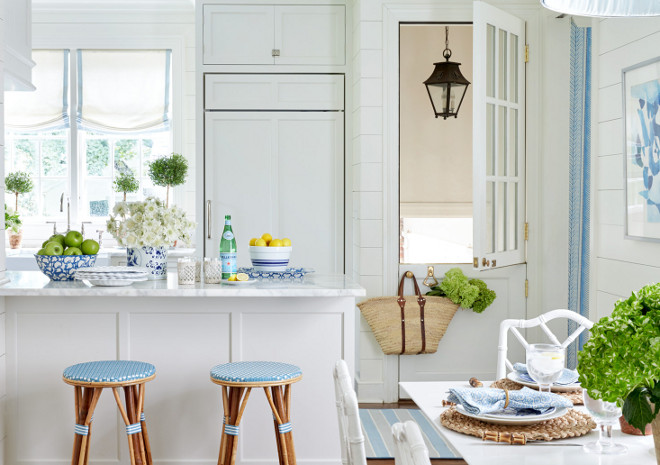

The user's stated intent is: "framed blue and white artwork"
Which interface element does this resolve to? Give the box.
[623,56,660,241]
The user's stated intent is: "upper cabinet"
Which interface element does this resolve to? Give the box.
[5,0,36,91]
[203,4,345,66]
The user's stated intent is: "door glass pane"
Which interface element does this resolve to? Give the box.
[487,181,495,254]
[510,108,519,177]
[508,182,518,251]
[487,24,496,98]
[497,181,506,252]
[510,33,519,103]
[487,104,495,175]
[498,29,507,100]
[498,106,507,176]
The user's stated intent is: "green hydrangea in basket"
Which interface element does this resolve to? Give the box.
[425,268,496,313]
[577,283,660,462]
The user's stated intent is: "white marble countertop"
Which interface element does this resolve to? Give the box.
[0,270,366,297]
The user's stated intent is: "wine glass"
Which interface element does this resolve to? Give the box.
[525,344,565,392]
[582,391,628,455]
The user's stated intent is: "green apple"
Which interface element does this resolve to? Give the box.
[43,241,64,256]
[64,230,84,248]
[63,247,82,255]
[81,239,100,255]
[36,248,47,255]
[49,234,66,246]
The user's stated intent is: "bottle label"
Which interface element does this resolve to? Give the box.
[222,230,234,240]
[221,252,237,278]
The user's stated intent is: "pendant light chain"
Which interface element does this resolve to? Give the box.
[443,26,452,60]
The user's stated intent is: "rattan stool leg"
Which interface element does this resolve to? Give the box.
[125,385,148,465]
[283,385,296,465]
[134,384,153,465]
[264,387,290,465]
[113,388,138,465]
[217,387,251,465]
[71,387,102,465]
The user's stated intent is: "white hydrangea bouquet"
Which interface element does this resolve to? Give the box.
[107,196,195,247]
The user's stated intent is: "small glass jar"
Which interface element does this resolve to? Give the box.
[204,258,222,284]
[177,258,196,286]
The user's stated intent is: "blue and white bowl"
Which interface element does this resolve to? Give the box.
[35,254,98,281]
[249,246,292,272]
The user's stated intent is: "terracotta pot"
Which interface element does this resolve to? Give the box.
[654,415,660,465]
[8,230,23,249]
[620,415,653,435]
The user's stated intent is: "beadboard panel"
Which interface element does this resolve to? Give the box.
[596,154,622,191]
[596,258,660,298]
[598,17,660,52]
[597,119,623,156]
[598,30,660,88]
[597,190,624,226]
[596,290,625,320]
[597,223,660,266]
[597,84,622,122]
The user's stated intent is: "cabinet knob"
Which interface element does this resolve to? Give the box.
[272,49,280,57]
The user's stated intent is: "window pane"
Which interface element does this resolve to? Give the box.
[498,29,508,100]
[41,139,67,176]
[13,139,39,176]
[487,181,495,254]
[498,106,507,176]
[510,108,519,177]
[84,178,113,217]
[487,104,495,176]
[497,181,506,252]
[400,218,473,264]
[508,182,518,251]
[115,139,139,174]
[42,179,67,216]
[487,24,496,98]
[510,33,519,104]
[86,139,111,176]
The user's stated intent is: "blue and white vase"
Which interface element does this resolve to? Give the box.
[127,246,168,280]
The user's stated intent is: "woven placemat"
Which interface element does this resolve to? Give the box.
[440,407,596,444]
[490,378,584,405]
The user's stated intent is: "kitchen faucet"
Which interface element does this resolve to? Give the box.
[59,193,70,232]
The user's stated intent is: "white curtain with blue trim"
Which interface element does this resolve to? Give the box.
[567,20,592,369]
[77,50,171,133]
[5,50,70,131]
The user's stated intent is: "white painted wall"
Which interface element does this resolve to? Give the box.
[1,0,7,459]
[592,16,660,320]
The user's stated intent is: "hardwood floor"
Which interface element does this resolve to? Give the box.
[359,401,468,465]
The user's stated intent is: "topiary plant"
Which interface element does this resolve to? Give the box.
[147,153,188,207]
[5,171,33,212]
[113,170,140,201]
[426,268,497,313]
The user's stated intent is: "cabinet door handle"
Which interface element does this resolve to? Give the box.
[207,200,212,239]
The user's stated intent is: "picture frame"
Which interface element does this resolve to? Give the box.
[623,56,660,241]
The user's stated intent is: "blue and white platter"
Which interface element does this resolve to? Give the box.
[237,267,314,280]
[455,405,569,426]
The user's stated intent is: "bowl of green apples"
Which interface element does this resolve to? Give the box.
[35,230,100,281]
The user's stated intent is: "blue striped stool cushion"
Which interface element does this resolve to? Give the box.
[63,360,156,384]
[210,361,302,384]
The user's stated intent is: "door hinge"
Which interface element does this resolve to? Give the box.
[524,222,529,241]
[272,49,281,57]
[473,257,479,268]
[524,44,529,63]
[525,279,529,298]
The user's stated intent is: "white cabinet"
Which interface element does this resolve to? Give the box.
[204,111,344,273]
[4,0,35,91]
[203,4,345,65]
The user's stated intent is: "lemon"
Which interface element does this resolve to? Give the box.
[261,233,272,243]
[249,238,257,246]
[255,238,267,247]
[269,239,283,247]
[228,274,237,281]
[282,238,291,247]
[236,273,249,281]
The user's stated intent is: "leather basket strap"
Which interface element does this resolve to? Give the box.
[398,273,428,354]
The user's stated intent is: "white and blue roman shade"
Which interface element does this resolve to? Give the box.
[76,49,171,133]
[5,50,70,131]
[542,0,660,17]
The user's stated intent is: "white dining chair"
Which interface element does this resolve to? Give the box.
[333,360,367,465]
[496,309,594,379]
[391,421,432,465]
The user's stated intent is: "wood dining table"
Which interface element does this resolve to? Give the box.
[400,380,656,465]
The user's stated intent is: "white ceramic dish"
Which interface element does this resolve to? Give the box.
[507,372,582,392]
[221,279,256,285]
[76,266,149,274]
[455,405,569,426]
[85,276,148,287]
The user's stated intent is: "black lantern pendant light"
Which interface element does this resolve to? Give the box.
[424,26,471,119]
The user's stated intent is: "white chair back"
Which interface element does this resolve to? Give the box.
[497,309,593,379]
[391,421,432,465]
[333,360,367,465]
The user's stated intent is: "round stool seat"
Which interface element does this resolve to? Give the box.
[63,360,156,386]
[210,361,302,386]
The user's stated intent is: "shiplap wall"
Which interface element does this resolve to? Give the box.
[594,17,660,320]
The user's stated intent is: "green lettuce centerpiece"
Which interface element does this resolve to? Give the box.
[426,268,496,313]
[577,283,660,433]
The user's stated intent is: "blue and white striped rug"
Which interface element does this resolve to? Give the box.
[359,409,460,459]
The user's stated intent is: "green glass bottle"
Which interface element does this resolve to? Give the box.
[220,214,237,279]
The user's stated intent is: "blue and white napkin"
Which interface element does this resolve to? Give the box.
[447,386,573,416]
[512,363,579,385]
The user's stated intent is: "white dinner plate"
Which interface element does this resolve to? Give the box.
[76,266,150,274]
[507,372,582,392]
[455,405,569,425]
[221,279,256,285]
[86,277,148,287]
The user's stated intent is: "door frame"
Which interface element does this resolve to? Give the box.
[380,2,543,402]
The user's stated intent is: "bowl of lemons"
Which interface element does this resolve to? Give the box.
[249,234,292,272]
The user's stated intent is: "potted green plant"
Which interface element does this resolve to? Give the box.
[4,205,22,249]
[147,153,188,207]
[5,171,33,249]
[577,283,660,462]
[113,170,140,201]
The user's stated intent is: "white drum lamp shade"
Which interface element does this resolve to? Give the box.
[541,0,660,17]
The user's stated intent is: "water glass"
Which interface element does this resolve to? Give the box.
[525,343,565,392]
[582,391,628,455]
[204,258,222,284]
[177,258,196,286]
[194,257,202,282]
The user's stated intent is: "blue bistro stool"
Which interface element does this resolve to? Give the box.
[210,361,303,465]
[62,360,156,465]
